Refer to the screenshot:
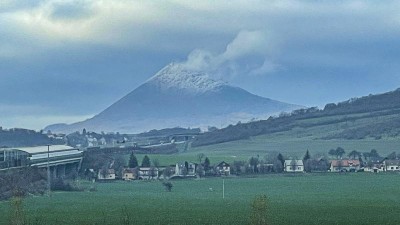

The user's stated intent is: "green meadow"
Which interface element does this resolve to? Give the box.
[131,134,400,166]
[1,173,400,225]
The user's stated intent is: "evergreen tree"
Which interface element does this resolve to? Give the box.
[128,152,138,168]
[277,153,284,167]
[249,157,259,173]
[141,155,151,167]
[303,150,311,161]
[204,157,210,172]
[184,161,189,171]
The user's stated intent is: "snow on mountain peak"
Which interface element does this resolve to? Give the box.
[147,63,226,93]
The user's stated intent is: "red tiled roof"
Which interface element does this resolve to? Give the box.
[330,160,360,167]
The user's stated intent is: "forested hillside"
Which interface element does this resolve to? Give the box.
[192,88,400,147]
[0,128,64,147]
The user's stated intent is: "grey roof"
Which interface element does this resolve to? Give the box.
[385,160,400,166]
[10,145,77,154]
[30,149,82,161]
[284,160,304,166]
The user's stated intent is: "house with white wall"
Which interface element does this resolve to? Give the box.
[175,162,197,176]
[384,160,400,171]
[215,161,231,176]
[330,159,360,172]
[138,167,159,180]
[122,168,136,180]
[98,169,116,180]
[284,160,304,172]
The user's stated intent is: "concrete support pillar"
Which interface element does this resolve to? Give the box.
[59,164,66,177]
[51,166,57,179]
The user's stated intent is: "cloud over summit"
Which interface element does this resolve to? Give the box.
[181,30,279,80]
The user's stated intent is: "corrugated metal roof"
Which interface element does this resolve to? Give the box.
[30,149,82,160]
[10,145,76,154]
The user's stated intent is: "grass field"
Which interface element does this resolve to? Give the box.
[1,173,400,225]
[129,134,400,166]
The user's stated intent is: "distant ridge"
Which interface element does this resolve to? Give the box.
[192,88,400,147]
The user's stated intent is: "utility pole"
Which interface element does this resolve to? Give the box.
[47,144,51,197]
[222,179,225,199]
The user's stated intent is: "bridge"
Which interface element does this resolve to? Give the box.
[0,145,83,177]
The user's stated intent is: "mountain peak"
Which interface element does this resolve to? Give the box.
[147,63,225,93]
[45,62,300,133]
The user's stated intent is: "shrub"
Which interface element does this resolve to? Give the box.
[0,167,47,201]
[89,186,97,192]
[51,178,84,192]
[250,195,269,225]
[162,182,173,192]
[9,196,26,225]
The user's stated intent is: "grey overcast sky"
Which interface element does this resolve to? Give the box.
[1,0,400,130]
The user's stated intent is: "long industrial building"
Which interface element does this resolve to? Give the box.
[0,145,83,177]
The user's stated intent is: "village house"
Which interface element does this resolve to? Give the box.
[364,162,385,173]
[215,161,231,176]
[138,167,159,180]
[122,168,136,180]
[98,169,116,180]
[384,160,400,171]
[162,165,177,178]
[99,137,107,146]
[175,162,197,176]
[330,159,360,172]
[284,160,304,172]
[87,137,98,147]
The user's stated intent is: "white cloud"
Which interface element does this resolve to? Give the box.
[221,30,268,60]
[249,59,281,76]
[181,30,278,79]
[1,0,400,59]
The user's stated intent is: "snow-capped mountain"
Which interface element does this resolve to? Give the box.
[45,63,302,133]
[147,63,225,93]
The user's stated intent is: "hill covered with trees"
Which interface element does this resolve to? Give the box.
[192,88,400,147]
[0,128,64,147]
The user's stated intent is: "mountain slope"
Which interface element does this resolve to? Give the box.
[192,88,400,147]
[46,63,300,133]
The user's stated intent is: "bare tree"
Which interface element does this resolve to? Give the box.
[337,160,343,172]
[152,159,160,178]
[113,156,127,178]
[348,150,361,160]
[196,164,204,177]
[249,157,259,173]
[162,166,172,179]
[233,161,245,175]
[197,153,205,164]
[152,159,160,168]
[181,167,188,176]
[290,159,297,172]
[149,166,157,179]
